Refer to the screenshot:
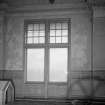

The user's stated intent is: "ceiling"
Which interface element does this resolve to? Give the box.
[0,0,105,7]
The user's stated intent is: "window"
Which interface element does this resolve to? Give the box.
[26,23,45,44]
[50,22,68,43]
[49,48,67,82]
[24,19,70,82]
[27,49,44,81]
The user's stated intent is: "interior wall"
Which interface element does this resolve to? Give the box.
[70,13,92,97]
[5,16,23,70]
[4,0,85,7]
[1,10,92,98]
[0,1,105,99]
[0,14,4,79]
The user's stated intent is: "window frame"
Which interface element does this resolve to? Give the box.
[24,19,71,83]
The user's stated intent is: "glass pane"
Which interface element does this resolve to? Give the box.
[39,37,45,43]
[56,23,61,30]
[33,31,39,36]
[62,30,68,36]
[62,23,68,29]
[34,37,38,43]
[56,37,61,43]
[27,31,33,37]
[40,24,45,30]
[62,37,68,43]
[50,37,55,43]
[50,24,55,29]
[27,38,33,43]
[28,24,33,30]
[27,49,44,81]
[34,24,39,30]
[50,30,55,36]
[40,31,45,36]
[56,30,61,36]
[56,23,61,29]
[50,48,67,82]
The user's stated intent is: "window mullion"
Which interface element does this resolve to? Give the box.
[67,19,71,97]
[44,20,49,98]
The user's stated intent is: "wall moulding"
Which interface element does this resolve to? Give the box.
[93,7,105,17]
[5,3,89,13]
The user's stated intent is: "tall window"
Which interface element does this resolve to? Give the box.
[24,19,70,82]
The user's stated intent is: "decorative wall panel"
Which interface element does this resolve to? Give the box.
[0,16,4,71]
[5,16,23,70]
[93,18,105,71]
[71,15,91,71]
[69,14,92,98]
[93,17,105,98]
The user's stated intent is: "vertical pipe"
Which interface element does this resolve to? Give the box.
[3,13,7,79]
[88,2,94,99]
[91,4,94,99]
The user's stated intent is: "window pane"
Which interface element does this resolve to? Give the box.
[62,30,68,36]
[62,23,68,29]
[28,24,33,30]
[27,49,44,81]
[50,37,55,43]
[50,22,68,43]
[40,31,45,36]
[50,24,56,29]
[33,31,39,36]
[34,37,38,43]
[27,23,45,44]
[56,23,61,29]
[56,30,61,36]
[49,48,67,82]
[27,38,33,43]
[56,37,61,43]
[50,30,55,36]
[27,31,33,37]
[39,37,45,43]
[34,24,39,30]
[62,37,68,43]
[40,24,45,30]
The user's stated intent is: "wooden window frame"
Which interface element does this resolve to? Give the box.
[24,19,71,83]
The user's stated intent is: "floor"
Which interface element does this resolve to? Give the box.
[6,100,70,105]
[6,99,105,105]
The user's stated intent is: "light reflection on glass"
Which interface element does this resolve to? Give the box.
[49,48,67,82]
[27,49,44,81]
